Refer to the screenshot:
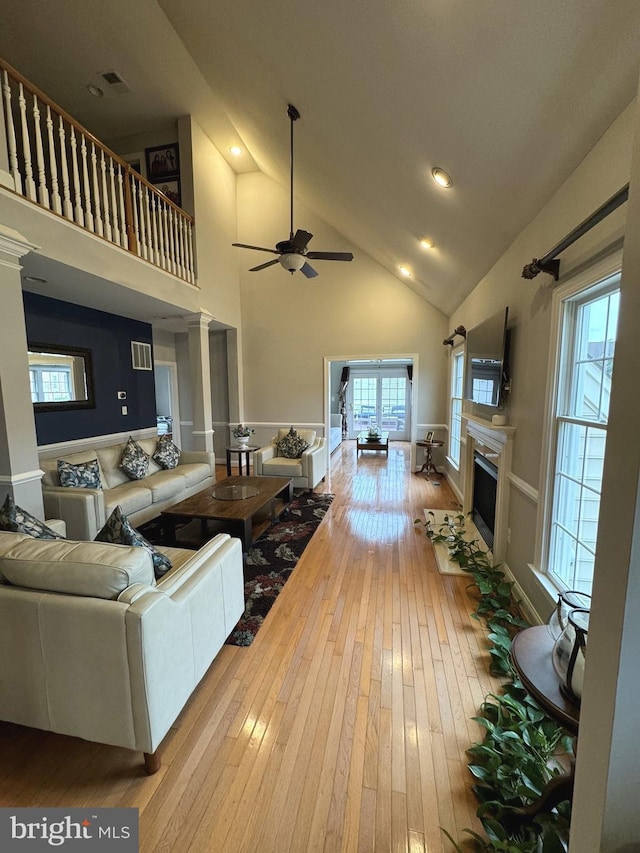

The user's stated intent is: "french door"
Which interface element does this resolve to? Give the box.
[348,370,410,440]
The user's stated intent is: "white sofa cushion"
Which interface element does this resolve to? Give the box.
[178,462,213,488]
[144,470,188,502]
[103,482,154,518]
[262,457,304,478]
[276,427,316,446]
[41,450,109,489]
[0,532,154,598]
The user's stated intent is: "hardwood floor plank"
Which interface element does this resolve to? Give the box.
[0,442,499,853]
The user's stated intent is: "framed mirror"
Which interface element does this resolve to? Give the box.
[27,343,96,412]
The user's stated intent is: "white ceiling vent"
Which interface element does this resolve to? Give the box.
[131,341,152,371]
[99,70,132,95]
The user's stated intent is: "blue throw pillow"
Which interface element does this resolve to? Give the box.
[57,458,102,489]
[119,437,150,480]
[95,505,172,580]
[0,494,65,539]
[152,435,181,470]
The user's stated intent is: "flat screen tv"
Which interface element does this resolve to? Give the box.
[464,307,509,408]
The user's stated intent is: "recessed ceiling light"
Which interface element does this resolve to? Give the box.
[86,84,104,98]
[420,238,434,249]
[431,167,452,188]
[399,265,412,278]
[229,145,243,156]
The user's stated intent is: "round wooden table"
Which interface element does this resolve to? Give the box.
[416,439,444,479]
[225,445,259,476]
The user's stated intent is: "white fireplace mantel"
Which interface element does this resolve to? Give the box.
[461,414,516,563]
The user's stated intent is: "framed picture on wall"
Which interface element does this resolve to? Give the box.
[145,144,180,180]
[156,178,181,208]
[424,430,434,443]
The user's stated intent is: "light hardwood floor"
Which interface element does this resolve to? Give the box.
[0,441,503,852]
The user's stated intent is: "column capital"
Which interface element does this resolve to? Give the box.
[0,225,39,270]
[186,311,216,331]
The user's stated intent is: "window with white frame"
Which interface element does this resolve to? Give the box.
[545,268,620,595]
[449,349,464,467]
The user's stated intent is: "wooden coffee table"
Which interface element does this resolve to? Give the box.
[161,475,293,551]
[356,431,389,455]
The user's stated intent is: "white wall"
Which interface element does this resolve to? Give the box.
[446,100,637,616]
[236,172,449,438]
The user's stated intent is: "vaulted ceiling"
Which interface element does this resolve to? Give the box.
[1,0,639,315]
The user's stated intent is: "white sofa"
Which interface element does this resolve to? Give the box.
[0,529,244,773]
[253,428,326,490]
[40,437,215,540]
[329,413,343,454]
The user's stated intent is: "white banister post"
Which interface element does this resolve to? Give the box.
[0,71,14,189]
[0,226,44,518]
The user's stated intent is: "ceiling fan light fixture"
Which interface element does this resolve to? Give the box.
[279,253,305,273]
[431,167,452,188]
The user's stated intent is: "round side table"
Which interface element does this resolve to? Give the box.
[416,439,444,479]
[225,445,259,476]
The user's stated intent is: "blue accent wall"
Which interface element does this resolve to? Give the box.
[23,293,156,445]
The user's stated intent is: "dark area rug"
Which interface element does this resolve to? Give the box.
[228,492,334,646]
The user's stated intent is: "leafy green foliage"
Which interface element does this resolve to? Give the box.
[415,512,573,851]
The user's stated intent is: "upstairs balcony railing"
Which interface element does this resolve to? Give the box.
[0,58,196,285]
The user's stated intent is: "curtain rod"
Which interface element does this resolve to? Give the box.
[522,183,629,281]
[443,325,466,346]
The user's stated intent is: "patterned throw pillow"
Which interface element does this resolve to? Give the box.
[0,494,65,539]
[277,427,310,459]
[95,505,172,580]
[57,458,102,489]
[119,437,150,480]
[152,435,181,470]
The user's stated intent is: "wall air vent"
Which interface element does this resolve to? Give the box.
[99,70,132,95]
[131,341,152,371]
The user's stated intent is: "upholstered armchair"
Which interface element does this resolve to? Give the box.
[253,428,327,490]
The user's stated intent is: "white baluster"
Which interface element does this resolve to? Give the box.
[167,206,177,275]
[138,183,149,260]
[69,125,84,226]
[117,166,128,249]
[100,150,111,242]
[32,95,49,208]
[127,172,140,253]
[18,83,36,200]
[150,190,160,265]
[157,197,167,269]
[2,70,22,193]
[186,221,195,283]
[173,210,183,279]
[45,106,61,214]
[57,116,72,218]
[90,142,103,237]
[80,133,94,231]
[108,158,120,245]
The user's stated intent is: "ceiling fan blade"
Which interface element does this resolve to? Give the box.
[291,229,313,251]
[249,259,280,272]
[306,251,354,262]
[301,262,318,279]
[232,242,279,254]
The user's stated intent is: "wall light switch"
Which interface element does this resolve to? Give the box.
[121,405,128,415]
[117,391,127,400]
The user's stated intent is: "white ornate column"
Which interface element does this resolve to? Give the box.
[0,225,44,516]
[462,414,516,563]
[187,312,214,453]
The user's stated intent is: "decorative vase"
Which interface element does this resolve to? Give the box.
[547,589,592,640]
[237,435,250,447]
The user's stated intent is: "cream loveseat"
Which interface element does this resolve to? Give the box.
[253,428,327,490]
[0,530,244,773]
[40,437,215,540]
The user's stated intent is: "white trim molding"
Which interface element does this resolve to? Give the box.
[0,468,45,486]
[37,427,158,458]
[192,429,215,437]
[507,472,539,504]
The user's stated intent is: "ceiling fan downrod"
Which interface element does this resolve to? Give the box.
[287,104,300,240]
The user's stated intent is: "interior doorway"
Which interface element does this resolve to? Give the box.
[154,361,181,446]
